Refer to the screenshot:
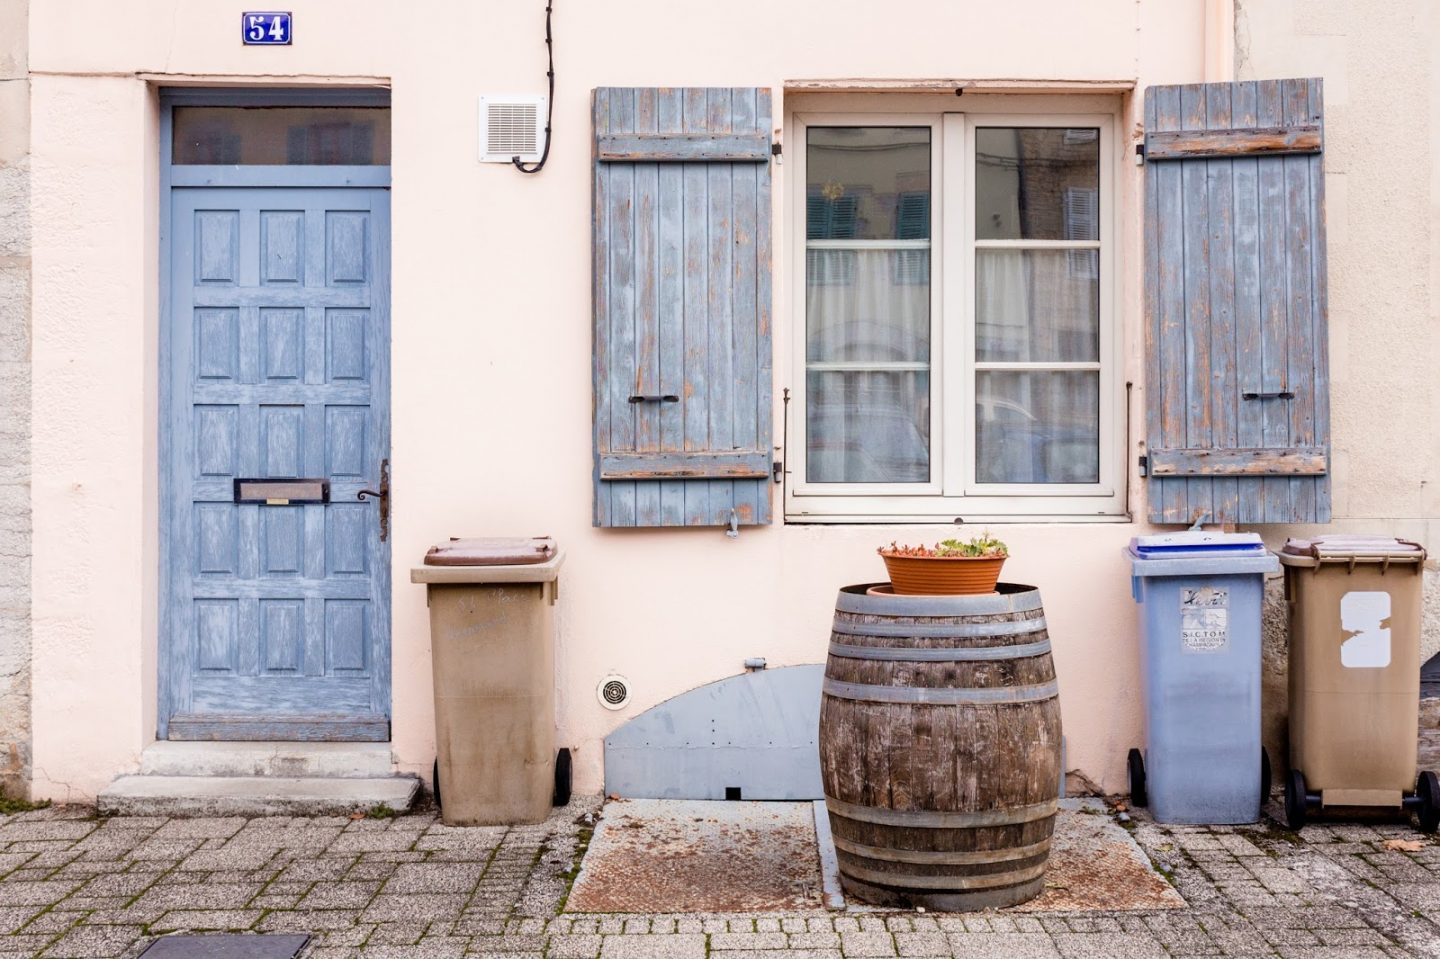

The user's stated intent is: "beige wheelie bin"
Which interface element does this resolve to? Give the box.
[1279,535,1437,831]
[411,537,567,827]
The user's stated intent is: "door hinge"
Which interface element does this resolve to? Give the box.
[1135,142,1146,166]
[771,141,782,163]
[1138,454,1149,477]
[772,460,784,484]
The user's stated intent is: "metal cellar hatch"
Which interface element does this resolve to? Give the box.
[478,95,548,162]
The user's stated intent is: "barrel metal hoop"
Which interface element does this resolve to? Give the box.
[827,639,1052,662]
[835,585,1044,617]
[822,678,1059,706]
[831,834,1051,866]
[838,860,1049,891]
[830,618,1048,639]
[825,797,1058,829]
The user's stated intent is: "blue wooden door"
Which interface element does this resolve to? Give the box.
[163,186,391,741]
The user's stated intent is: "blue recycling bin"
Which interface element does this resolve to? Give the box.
[1126,531,1280,824]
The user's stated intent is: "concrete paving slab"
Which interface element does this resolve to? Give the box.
[1013,799,1186,912]
[566,800,824,913]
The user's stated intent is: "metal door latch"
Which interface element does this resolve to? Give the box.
[357,458,390,542]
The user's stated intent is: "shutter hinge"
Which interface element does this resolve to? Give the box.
[772,460,784,484]
[1134,142,1146,166]
[771,141,782,164]
[1138,454,1149,477]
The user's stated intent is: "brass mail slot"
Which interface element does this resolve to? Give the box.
[233,478,330,505]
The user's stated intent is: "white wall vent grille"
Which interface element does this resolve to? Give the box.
[478,95,547,163]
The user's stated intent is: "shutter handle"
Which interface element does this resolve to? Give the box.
[1243,391,1295,400]
[628,394,680,404]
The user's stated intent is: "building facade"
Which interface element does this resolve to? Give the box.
[2,0,1438,803]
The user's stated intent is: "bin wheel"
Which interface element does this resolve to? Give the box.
[1416,771,1440,834]
[1128,748,1147,808]
[432,759,442,809]
[553,748,573,807]
[1284,769,1308,831]
[1261,748,1273,802]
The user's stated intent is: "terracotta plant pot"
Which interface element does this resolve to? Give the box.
[878,553,1007,596]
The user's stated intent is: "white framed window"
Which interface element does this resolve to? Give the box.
[786,106,1121,522]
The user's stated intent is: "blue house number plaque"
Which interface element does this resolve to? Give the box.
[242,12,292,45]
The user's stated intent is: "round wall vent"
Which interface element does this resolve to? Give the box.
[597,674,631,710]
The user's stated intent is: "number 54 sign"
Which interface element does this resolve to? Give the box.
[242,12,292,45]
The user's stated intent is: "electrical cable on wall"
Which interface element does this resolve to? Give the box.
[513,0,555,174]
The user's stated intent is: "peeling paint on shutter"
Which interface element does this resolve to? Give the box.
[593,88,773,527]
[1144,78,1330,525]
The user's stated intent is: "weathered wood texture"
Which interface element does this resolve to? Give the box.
[596,133,770,162]
[593,88,773,527]
[1149,446,1327,476]
[1145,124,1321,160]
[1144,79,1330,524]
[818,586,1062,911]
[598,450,770,480]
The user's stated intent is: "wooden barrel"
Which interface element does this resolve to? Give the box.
[818,583,1062,911]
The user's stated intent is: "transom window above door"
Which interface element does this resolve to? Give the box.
[173,106,391,165]
[788,109,1120,522]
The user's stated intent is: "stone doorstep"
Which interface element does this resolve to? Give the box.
[139,741,395,779]
[98,774,420,818]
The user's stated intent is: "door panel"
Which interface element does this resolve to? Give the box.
[164,186,391,741]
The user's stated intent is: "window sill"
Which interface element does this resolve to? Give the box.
[783,512,1133,525]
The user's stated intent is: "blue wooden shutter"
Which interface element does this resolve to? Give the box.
[1144,78,1330,524]
[593,87,773,527]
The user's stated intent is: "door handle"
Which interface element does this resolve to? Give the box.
[357,458,390,542]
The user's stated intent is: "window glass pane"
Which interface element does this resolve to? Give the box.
[976,250,1099,362]
[808,371,930,483]
[975,128,1099,240]
[173,107,391,164]
[807,127,931,240]
[976,371,1098,484]
[807,250,929,363]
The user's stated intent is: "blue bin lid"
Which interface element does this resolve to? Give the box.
[1129,530,1267,559]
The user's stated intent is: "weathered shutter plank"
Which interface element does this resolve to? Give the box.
[596,133,771,162]
[634,88,662,527]
[1150,447,1326,476]
[593,87,614,525]
[594,87,772,527]
[1285,79,1320,522]
[609,89,639,527]
[1181,83,1214,525]
[707,89,736,526]
[1144,78,1330,524]
[1231,80,1266,523]
[1147,85,1189,522]
[1204,82,1240,521]
[1144,124,1321,160]
[657,88,688,526]
[1256,79,1291,522]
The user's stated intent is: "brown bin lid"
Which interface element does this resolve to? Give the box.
[1281,535,1425,559]
[423,537,557,566]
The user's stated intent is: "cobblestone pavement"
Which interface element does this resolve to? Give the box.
[3,796,1440,959]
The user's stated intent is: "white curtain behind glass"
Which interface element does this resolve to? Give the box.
[806,249,930,483]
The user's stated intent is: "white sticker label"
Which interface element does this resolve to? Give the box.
[1180,586,1229,653]
[1340,591,1391,668]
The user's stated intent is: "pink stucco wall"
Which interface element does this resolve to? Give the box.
[24,0,1221,801]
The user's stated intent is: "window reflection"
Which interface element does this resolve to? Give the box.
[173,107,391,165]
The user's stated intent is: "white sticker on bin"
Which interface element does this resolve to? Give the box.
[1340,591,1391,668]
[1180,586,1229,653]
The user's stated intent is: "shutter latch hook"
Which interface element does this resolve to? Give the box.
[726,508,739,538]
